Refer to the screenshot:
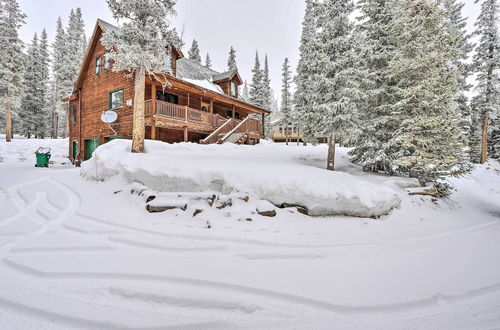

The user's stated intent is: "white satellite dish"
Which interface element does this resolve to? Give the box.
[101,111,118,124]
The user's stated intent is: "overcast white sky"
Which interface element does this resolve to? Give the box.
[18,0,481,99]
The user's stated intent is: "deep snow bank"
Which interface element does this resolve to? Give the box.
[0,137,69,164]
[81,140,400,217]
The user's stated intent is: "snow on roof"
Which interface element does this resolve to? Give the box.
[176,58,235,95]
[212,70,237,82]
[182,78,224,94]
[97,19,118,33]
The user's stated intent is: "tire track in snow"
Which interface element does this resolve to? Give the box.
[5,257,500,316]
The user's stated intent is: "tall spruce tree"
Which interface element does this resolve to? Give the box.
[242,80,249,101]
[262,55,272,110]
[205,53,212,68]
[385,0,468,188]
[50,17,67,138]
[443,0,474,157]
[188,39,201,63]
[309,0,358,171]
[38,29,50,137]
[249,51,266,107]
[294,0,319,144]
[66,8,86,86]
[102,0,181,153]
[471,0,500,162]
[0,0,25,142]
[19,34,46,138]
[227,46,237,70]
[349,0,398,171]
[280,57,293,144]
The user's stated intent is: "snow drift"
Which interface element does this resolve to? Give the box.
[81,140,400,218]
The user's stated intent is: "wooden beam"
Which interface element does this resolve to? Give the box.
[232,105,235,118]
[151,83,157,115]
[183,127,188,142]
[210,99,214,114]
[151,121,157,140]
[187,93,190,107]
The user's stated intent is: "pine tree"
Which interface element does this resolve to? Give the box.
[242,80,249,101]
[443,0,474,157]
[0,0,26,142]
[205,53,212,69]
[385,0,468,188]
[66,8,86,86]
[309,0,359,171]
[280,57,293,144]
[349,0,398,171]
[249,51,265,107]
[471,0,500,162]
[102,0,181,153]
[51,17,67,138]
[262,55,272,110]
[227,46,237,71]
[38,29,50,137]
[294,0,319,145]
[188,39,201,63]
[19,34,45,138]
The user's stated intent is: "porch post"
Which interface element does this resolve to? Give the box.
[187,93,190,107]
[151,83,157,114]
[151,122,157,140]
[232,105,235,118]
[210,99,214,114]
[183,127,188,142]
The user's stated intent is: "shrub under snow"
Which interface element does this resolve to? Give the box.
[81,140,401,218]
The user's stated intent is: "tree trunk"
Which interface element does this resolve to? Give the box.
[6,102,12,142]
[54,112,59,138]
[480,109,490,164]
[131,67,146,153]
[286,127,289,145]
[327,133,335,171]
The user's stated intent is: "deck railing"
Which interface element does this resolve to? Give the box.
[220,116,263,144]
[145,99,219,127]
[200,118,240,144]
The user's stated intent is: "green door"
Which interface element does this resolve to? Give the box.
[105,135,123,142]
[72,141,78,160]
[84,139,100,160]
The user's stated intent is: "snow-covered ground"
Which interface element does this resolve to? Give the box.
[1,137,500,329]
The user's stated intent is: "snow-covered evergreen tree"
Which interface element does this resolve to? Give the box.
[349,0,398,171]
[0,0,25,142]
[188,39,201,63]
[443,0,474,155]
[261,55,272,110]
[242,80,249,101]
[308,0,359,170]
[249,51,266,107]
[38,29,50,137]
[294,0,319,145]
[385,0,468,188]
[471,0,500,162]
[280,57,293,144]
[66,8,86,87]
[227,46,237,71]
[102,0,181,153]
[19,34,47,138]
[50,17,68,138]
[205,53,212,69]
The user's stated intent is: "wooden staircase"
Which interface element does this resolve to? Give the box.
[201,116,262,145]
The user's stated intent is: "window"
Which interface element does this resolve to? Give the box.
[109,89,124,110]
[235,112,240,120]
[71,104,78,123]
[104,53,111,72]
[156,91,178,104]
[96,56,102,75]
[227,110,233,118]
[230,81,237,97]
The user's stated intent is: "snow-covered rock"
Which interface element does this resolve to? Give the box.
[81,140,401,218]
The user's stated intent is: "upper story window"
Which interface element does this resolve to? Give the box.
[109,89,124,110]
[104,53,111,72]
[230,81,237,97]
[96,56,102,75]
[71,104,78,123]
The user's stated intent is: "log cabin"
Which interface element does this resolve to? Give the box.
[63,19,269,164]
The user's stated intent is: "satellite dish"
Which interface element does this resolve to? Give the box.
[101,111,118,124]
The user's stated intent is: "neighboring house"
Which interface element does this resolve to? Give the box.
[270,113,327,144]
[63,19,269,164]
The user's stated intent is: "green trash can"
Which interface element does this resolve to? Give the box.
[35,147,51,168]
